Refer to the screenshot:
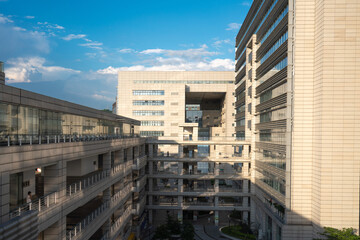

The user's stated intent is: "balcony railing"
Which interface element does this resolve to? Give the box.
[132,155,147,170]
[219,187,243,192]
[67,170,107,196]
[153,186,178,192]
[183,187,215,192]
[111,183,132,208]
[1,134,140,147]
[110,206,132,236]
[183,201,214,206]
[66,201,110,240]
[9,191,58,219]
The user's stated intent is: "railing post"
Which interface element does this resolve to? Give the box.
[39,135,41,144]
[29,203,32,210]
[70,185,72,196]
[30,136,32,145]
[19,137,22,146]
[38,200,41,211]
[79,181,82,191]
[55,192,57,204]
[8,136,10,146]
[75,183,77,193]
[47,136,49,144]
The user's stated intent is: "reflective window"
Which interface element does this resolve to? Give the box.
[132,90,164,95]
[133,110,164,116]
[141,121,164,126]
[259,108,286,123]
[140,131,164,137]
[260,31,288,64]
[133,100,164,106]
[260,83,287,103]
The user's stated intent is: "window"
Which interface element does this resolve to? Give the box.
[133,110,164,116]
[141,121,164,126]
[140,131,164,137]
[259,108,286,123]
[132,90,164,95]
[133,100,164,105]
[236,118,245,127]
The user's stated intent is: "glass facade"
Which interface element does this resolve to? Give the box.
[133,110,164,116]
[140,131,164,137]
[257,149,286,170]
[236,118,246,127]
[0,103,139,145]
[258,169,285,195]
[259,108,286,123]
[132,90,164,95]
[140,121,164,126]
[133,100,164,106]
[260,6,289,44]
[260,32,288,64]
[260,83,287,104]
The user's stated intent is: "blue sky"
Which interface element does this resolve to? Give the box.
[0,0,251,110]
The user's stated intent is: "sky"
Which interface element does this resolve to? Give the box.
[0,0,251,110]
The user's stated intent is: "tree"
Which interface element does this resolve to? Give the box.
[181,221,195,240]
[166,214,181,234]
[314,227,360,240]
[153,224,170,240]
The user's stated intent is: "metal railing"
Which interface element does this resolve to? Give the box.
[183,201,214,206]
[110,206,132,236]
[67,170,107,196]
[9,191,58,219]
[153,186,178,192]
[183,187,215,192]
[111,183,132,208]
[219,188,243,192]
[132,155,147,170]
[1,134,140,147]
[66,201,110,240]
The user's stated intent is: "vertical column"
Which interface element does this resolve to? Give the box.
[103,151,111,176]
[272,220,278,240]
[149,209,153,224]
[214,179,219,193]
[148,144,153,158]
[44,161,66,199]
[0,172,10,224]
[243,145,249,158]
[243,179,249,193]
[177,210,183,223]
[214,211,219,226]
[242,162,249,177]
[178,145,183,158]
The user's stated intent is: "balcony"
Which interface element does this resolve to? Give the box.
[109,206,132,238]
[132,155,147,170]
[133,175,147,192]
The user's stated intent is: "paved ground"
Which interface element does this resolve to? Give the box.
[194,225,231,240]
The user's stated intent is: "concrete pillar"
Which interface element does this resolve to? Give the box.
[178,145,183,158]
[215,179,219,192]
[178,195,183,207]
[148,144,153,158]
[178,210,183,223]
[215,196,219,206]
[134,146,139,158]
[243,211,249,223]
[215,162,219,175]
[149,210,153,224]
[243,162,249,177]
[149,177,153,192]
[215,211,219,226]
[243,145,249,158]
[43,220,66,240]
[243,180,249,193]
[127,147,133,162]
[178,179,183,193]
[178,162,183,175]
[0,172,10,224]
[154,144,158,157]
[103,151,111,176]
[193,211,198,221]
[44,161,66,200]
[272,220,278,240]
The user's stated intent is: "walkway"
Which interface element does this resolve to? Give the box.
[194,225,231,240]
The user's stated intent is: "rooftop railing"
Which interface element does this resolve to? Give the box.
[0,61,4,73]
[0,134,140,147]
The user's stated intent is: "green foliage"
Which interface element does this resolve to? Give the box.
[181,221,195,240]
[222,226,256,240]
[153,214,195,240]
[166,214,181,235]
[314,227,360,240]
[153,224,171,240]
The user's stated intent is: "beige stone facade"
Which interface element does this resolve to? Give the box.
[235,0,360,239]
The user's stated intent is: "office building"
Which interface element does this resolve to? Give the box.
[0,64,150,240]
[117,71,253,227]
[235,0,360,239]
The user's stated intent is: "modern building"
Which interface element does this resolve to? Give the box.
[0,66,151,240]
[235,0,360,239]
[117,71,254,228]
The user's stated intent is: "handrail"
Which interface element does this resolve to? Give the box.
[67,170,107,196]
[9,191,58,219]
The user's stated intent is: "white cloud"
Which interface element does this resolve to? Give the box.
[140,45,217,60]
[212,39,231,48]
[92,93,114,102]
[0,14,13,23]
[226,23,242,31]
[79,42,103,50]
[63,34,87,41]
[242,2,251,7]
[37,21,65,30]
[97,58,234,74]
[5,57,80,83]
[25,16,35,19]
[13,26,26,31]
[118,48,134,53]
